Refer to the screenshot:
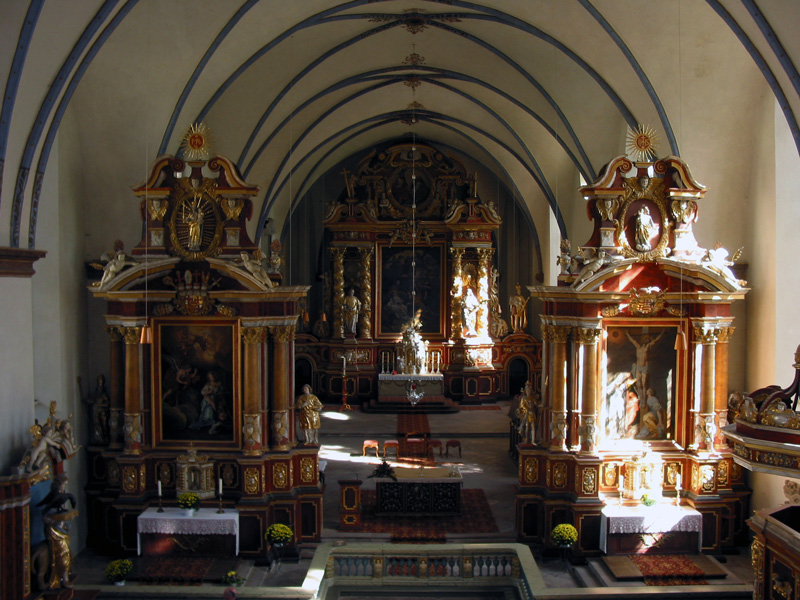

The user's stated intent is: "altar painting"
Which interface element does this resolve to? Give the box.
[152,318,240,449]
[379,245,442,336]
[602,325,677,443]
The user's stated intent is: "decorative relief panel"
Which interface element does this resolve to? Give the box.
[552,462,567,488]
[122,466,137,493]
[244,467,260,494]
[274,463,289,489]
[717,460,729,486]
[701,465,716,492]
[581,467,597,495]
[139,464,147,493]
[108,461,120,486]
[156,462,173,486]
[603,463,618,487]
[523,457,538,484]
[300,457,316,483]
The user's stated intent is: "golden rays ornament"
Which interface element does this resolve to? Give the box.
[626,124,660,162]
[180,122,213,161]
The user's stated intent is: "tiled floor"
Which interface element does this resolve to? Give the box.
[71,401,755,597]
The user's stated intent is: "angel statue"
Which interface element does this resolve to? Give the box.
[92,250,137,290]
[235,250,273,288]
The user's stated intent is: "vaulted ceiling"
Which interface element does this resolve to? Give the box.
[2,0,799,265]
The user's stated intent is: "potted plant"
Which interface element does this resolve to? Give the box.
[367,460,397,481]
[177,492,200,516]
[551,523,578,548]
[265,523,293,547]
[641,493,657,507]
[221,569,244,587]
[105,558,133,586]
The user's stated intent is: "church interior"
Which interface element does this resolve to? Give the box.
[2,1,800,599]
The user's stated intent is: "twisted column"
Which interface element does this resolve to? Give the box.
[449,248,464,340]
[330,248,345,338]
[358,248,373,339]
[476,248,493,338]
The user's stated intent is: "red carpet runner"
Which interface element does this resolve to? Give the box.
[630,554,708,586]
[357,488,499,541]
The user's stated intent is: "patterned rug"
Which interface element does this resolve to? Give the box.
[135,556,214,585]
[630,554,708,586]
[397,413,431,436]
[356,488,498,539]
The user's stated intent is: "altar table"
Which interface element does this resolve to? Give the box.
[137,507,239,556]
[375,466,462,516]
[600,504,702,555]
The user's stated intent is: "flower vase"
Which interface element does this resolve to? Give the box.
[183,508,196,517]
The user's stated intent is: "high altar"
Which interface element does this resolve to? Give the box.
[84,139,322,558]
[296,142,541,410]
[516,154,750,555]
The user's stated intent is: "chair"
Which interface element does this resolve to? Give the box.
[405,437,427,457]
[362,439,379,457]
[426,439,443,457]
[445,439,462,458]
[383,439,399,459]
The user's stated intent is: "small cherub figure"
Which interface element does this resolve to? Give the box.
[236,250,273,288]
[573,249,609,285]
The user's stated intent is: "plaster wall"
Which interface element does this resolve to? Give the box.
[0,277,35,474]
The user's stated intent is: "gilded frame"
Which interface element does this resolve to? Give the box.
[601,323,680,447]
[152,317,241,449]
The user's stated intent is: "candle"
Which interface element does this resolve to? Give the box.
[675,473,681,489]
[218,478,223,496]
[619,476,625,491]
[157,480,162,497]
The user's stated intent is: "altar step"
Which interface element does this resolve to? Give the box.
[361,395,459,413]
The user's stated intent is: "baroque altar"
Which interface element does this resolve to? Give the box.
[83,130,322,560]
[516,152,750,556]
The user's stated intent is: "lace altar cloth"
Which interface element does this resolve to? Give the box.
[600,504,702,553]
[137,507,239,555]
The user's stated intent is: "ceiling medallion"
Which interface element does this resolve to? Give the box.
[626,124,660,162]
[180,122,213,161]
[403,51,426,66]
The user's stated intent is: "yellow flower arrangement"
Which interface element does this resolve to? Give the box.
[105,558,133,583]
[265,523,293,545]
[177,492,200,510]
[551,523,578,546]
[222,569,244,585]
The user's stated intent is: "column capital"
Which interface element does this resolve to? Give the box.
[716,326,736,343]
[242,326,265,344]
[692,326,720,344]
[449,247,465,259]
[575,327,602,345]
[269,324,296,342]
[121,327,142,345]
[551,324,571,343]
[105,325,123,342]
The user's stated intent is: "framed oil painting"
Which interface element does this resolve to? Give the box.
[378,245,442,336]
[601,325,678,445]
[152,317,240,449]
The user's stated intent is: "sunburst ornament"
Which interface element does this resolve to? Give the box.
[180,122,213,161]
[626,124,660,162]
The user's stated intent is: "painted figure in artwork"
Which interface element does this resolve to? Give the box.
[626,329,664,399]
[296,384,324,445]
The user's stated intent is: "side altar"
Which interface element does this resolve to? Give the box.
[516,151,750,557]
[84,134,323,560]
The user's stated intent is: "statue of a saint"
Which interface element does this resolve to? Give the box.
[296,384,324,444]
[634,206,657,251]
[509,283,529,333]
[185,198,204,251]
[342,288,361,335]
[462,287,479,336]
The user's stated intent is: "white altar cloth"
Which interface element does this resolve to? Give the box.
[600,504,702,553]
[137,507,239,555]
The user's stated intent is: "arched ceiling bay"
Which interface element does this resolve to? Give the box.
[0,0,795,258]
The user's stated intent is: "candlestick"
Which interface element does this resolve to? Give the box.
[157,481,162,497]
[156,479,164,512]
[217,477,225,513]
[618,475,625,506]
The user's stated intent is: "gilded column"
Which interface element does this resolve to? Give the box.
[577,327,601,454]
[358,247,373,340]
[693,325,719,451]
[242,327,265,455]
[714,326,734,450]
[269,324,295,450]
[121,327,143,455]
[106,325,125,447]
[549,324,570,452]
[449,248,464,340]
[330,248,346,338]
[476,248,493,338]
[540,322,553,447]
